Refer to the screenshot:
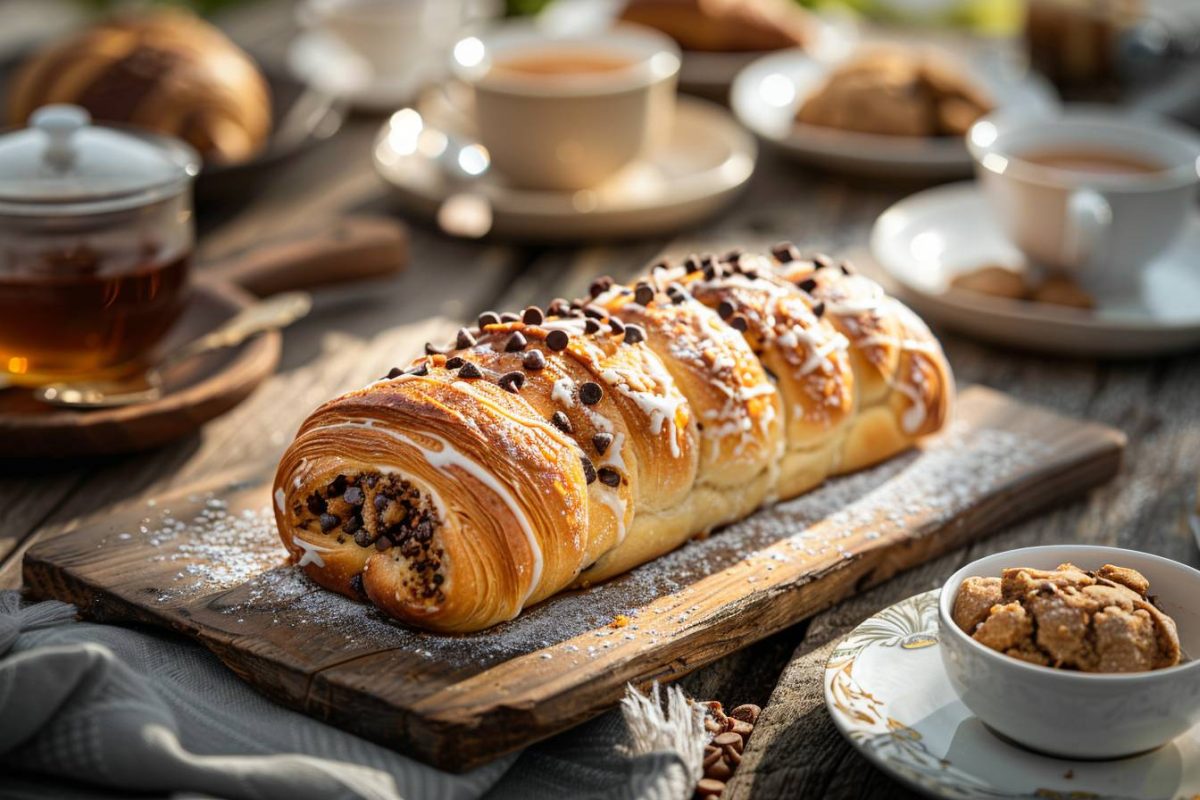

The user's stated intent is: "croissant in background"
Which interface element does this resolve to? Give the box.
[273,247,953,633]
[619,0,813,53]
[8,11,272,165]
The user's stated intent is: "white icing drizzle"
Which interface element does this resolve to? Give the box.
[551,377,576,407]
[274,488,287,513]
[307,420,545,604]
[596,489,627,545]
[822,274,885,316]
[293,536,333,568]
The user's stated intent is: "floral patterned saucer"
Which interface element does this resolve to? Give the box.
[824,590,1200,799]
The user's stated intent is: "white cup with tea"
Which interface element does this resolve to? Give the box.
[967,107,1200,299]
[300,0,468,78]
[449,22,681,191]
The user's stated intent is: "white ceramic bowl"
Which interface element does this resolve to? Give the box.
[939,545,1200,760]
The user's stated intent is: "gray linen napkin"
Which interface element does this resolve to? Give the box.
[0,592,702,800]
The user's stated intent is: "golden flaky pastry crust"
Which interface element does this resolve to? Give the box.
[274,247,954,632]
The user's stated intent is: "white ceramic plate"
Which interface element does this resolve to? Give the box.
[870,182,1200,357]
[536,0,857,98]
[373,93,756,242]
[825,590,1200,799]
[731,47,1057,179]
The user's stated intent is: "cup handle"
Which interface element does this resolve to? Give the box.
[1063,189,1112,268]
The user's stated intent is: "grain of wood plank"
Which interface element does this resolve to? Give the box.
[23,387,1124,770]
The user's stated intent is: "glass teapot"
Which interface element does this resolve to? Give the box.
[0,104,199,386]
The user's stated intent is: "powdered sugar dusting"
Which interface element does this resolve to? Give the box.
[108,424,1049,666]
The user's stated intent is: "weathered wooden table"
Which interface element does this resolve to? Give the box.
[3,6,1198,798]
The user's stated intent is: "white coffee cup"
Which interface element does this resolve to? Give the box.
[300,0,468,78]
[968,106,1200,299]
[449,22,680,191]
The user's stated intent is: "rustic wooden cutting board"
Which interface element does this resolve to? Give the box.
[23,386,1124,771]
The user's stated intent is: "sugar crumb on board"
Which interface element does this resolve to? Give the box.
[108,425,1048,666]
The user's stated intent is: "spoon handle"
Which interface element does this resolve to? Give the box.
[162,291,312,370]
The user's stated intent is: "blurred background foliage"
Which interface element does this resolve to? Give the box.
[81,0,1022,34]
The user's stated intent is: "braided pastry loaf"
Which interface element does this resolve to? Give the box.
[273,247,953,632]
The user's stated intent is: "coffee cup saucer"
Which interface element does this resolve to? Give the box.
[287,30,436,112]
[826,589,1200,799]
[869,182,1200,357]
[372,86,756,242]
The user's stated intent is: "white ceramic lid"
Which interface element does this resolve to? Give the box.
[0,104,200,214]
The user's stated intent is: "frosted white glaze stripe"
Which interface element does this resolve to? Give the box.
[293,536,334,568]
[307,421,545,605]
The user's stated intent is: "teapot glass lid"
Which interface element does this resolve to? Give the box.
[0,104,200,214]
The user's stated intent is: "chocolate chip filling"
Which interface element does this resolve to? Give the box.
[297,471,446,603]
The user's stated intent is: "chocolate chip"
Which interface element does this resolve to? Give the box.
[499,371,525,393]
[432,573,444,585]
[623,325,645,344]
[580,382,603,405]
[608,317,625,335]
[319,513,340,532]
[812,253,836,270]
[598,467,621,487]
[373,494,389,512]
[329,475,347,496]
[385,367,403,379]
[730,315,749,332]
[551,411,573,434]
[592,432,613,454]
[522,306,544,325]
[584,318,601,334]
[583,304,606,319]
[742,268,759,280]
[703,264,717,281]
[344,486,364,505]
[634,281,655,305]
[523,349,547,370]
[812,302,826,318]
[456,328,476,349]
[666,283,687,303]
[772,242,797,263]
[701,253,715,267]
[375,535,393,551]
[458,362,482,379]
[500,312,520,323]
[798,278,818,293]
[546,330,569,351]
[723,249,742,265]
[478,311,501,328]
[344,514,363,534]
[305,494,326,515]
[505,331,527,352]
[409,363,429,377]
[445,355,465,370]
[589,276,613,297]
[581,455,596,484]
[353,530,371,548]
[840,261,853,275]
[349,573,365,596]
[424,342,447,355]
[548,297,571,316]
[717,300,735,319]
[684,254,702,273]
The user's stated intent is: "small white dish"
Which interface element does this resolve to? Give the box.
[870,181,1200,357]
[825,588,1200,800]
[731,47,1057,179]
[287,30,434,112]
[373,91,756,241]
[940,545,1200,760]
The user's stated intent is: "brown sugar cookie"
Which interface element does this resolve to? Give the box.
[954,562,1181,673]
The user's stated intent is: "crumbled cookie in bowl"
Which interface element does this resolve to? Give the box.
[952,562,1181,673]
